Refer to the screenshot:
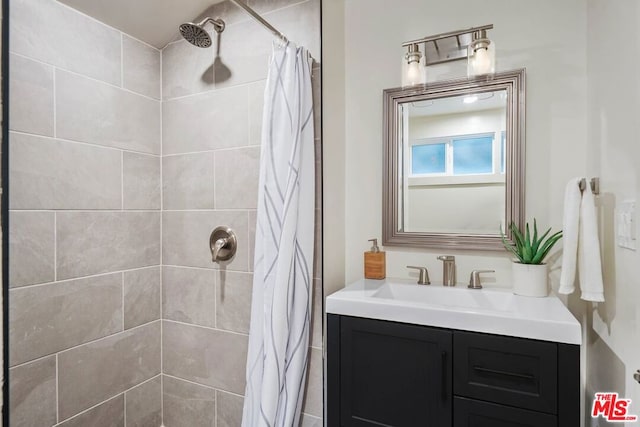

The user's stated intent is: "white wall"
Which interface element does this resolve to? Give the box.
[322,0,346,297]
[323,0,640,422]
[407,185,505,233]
[338,0,587,286]
[584,0,640,421]
[409,108,505,140]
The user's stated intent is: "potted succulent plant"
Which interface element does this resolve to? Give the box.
[501,219,563,297]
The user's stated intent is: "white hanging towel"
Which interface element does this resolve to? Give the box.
[558,178,605,302]
[577,185,605,301]
[242,42,315,427]
[559,178,582,294]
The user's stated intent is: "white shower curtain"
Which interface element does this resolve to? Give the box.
[241,42,315,427]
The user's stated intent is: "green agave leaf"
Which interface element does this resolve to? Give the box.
[532,231,563,264]
[521,223,533,262]
[510,223,525,251]
[500,224,525,263]
[502,219,563,265]
[532,226,552,256]
[506,243,525,263]
[522,244,533,263]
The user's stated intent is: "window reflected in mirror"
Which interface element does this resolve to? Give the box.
[400,90,507,234]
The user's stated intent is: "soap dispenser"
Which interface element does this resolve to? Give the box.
[364,238,386,279]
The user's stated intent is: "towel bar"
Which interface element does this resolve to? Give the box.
[579,177,599,195]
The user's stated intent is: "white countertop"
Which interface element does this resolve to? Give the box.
[326,278,582,345]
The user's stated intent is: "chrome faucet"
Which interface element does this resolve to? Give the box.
[406,266,430,285]
[437,255,456,286]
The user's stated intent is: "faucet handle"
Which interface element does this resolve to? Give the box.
[468,270,495,289]
[407,266,430,285]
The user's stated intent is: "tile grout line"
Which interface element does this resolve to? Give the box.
[54,212,57,282]
[9,51,161,102]
[121,273,125,331]
[121,151,125,210]
[247,81,252,151]
[52,374,163,427]
[161,264,251,273]
[212,151,217,212]
[56,353,60,423]
[163,318,250,337]
[120,33,125,89]
[162,144,262,157]
[11,208,161,213]
[10,265,162,292]
[162,373,220,393]
[53,67,57,138]
[162,208,258,212]
[247,212,251,272]
[124,389,127,427]
[9,129,162,157]
[9,319,162,370]
[52,0,162,53]
[159,43,165,426]
[160,78,265,102]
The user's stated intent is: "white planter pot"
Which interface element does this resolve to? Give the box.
[512,263,548,297]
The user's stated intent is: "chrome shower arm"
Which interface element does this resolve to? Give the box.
[197,16,225,33]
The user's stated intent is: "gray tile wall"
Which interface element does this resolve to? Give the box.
[160,0,322,424]
[10,0,322,425]
[9,0,162,425]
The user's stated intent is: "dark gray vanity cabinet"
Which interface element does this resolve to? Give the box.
[327,315,580,427]
[328,315,452,426]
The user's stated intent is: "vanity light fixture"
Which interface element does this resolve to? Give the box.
[401,24,495,85]
[402,44,427,87]
[467,29,495,77]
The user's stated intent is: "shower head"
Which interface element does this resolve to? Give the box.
[179,17,225,48]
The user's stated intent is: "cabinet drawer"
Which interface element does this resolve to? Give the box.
[454,397,557,427]
[453,331,557,414]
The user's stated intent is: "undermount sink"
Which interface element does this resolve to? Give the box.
[372,282,515,312]
[326,278,582,344]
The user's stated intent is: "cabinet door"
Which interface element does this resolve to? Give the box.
[453,397,557,427]
[339,316,452,426]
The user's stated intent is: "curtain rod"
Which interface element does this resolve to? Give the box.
[229,0,288,43]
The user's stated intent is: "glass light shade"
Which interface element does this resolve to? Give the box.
[402,55,426,87]
[467,40,495,77]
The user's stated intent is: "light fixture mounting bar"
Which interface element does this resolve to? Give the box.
[402,24,493,66]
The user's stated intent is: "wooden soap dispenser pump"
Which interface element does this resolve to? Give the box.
[364,238,386,279]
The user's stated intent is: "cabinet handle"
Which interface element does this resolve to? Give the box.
[441,351,447,401]
[473,365,535,381]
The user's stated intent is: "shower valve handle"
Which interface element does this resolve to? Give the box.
[209,226,238,263]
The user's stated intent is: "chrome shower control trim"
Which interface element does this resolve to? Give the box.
[209,226,237,262]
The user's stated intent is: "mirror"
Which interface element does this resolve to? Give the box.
[383,69,525,250]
